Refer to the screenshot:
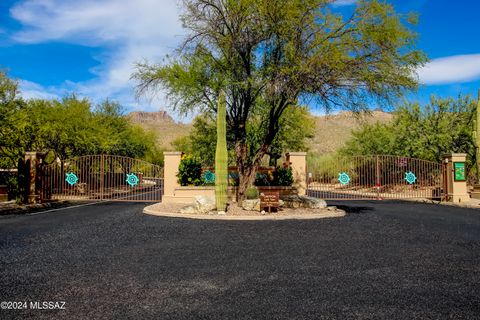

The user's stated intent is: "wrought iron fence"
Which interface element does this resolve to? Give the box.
[41,155,163,202]
[307,155,444,200]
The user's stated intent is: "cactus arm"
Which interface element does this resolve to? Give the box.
[215,90,228,212]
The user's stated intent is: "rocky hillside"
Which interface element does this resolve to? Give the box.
[127,111,192,149]
[128,111,173,123]
[128,110,393,154]
[312,110,392,154]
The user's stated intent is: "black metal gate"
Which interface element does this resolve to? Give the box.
[307,155,444,200]
[41,155,163,202]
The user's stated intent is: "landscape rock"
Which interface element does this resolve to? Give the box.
[242,199,261,211]
[194,196,216,214]
[281,195,327,209]
[180,205,197,214]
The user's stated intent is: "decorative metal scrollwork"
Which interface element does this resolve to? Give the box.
[404,171,417,185]
[203,170,215,183]
[338,172,350,186]
[65,172,79,186]
[126,173,139,187]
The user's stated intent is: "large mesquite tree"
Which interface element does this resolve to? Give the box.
[134,0,426,201]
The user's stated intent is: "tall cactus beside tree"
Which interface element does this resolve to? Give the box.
[474,90,480,183]
[215,90,228,212]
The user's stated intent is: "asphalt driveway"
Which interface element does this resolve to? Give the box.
[0,201,479,319]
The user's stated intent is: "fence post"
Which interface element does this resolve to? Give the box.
[287,152,307,196]
[162,152,182,203]
[442,153,469,203]
[375,155,380,199]
[24,152,44,204]
[100,154,105,201]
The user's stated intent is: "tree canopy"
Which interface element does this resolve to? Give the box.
[173,105,315,166]
[135,0,427,199]
[0,71,163,168]
[341,96,476,179]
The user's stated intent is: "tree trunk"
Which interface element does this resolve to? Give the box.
[236,141,270,205]
[237,165,257,204]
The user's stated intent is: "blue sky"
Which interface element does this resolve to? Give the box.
[0,0,479,117]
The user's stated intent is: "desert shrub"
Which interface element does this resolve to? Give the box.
[177,154,202,186]
[245,186,259,199]
[272,167,293,186]
[254,172,271,186]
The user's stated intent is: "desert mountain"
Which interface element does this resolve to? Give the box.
[127,111,192,149]
[128,110,392,154]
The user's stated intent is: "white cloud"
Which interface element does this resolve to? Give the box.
[332,0,356,6]
[418,54,480,85]
[19,80,61,100]
[10,0,184,112]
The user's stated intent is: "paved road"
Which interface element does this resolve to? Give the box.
[0,201,479,319]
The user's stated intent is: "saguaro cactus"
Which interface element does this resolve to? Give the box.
[474,90,480,183]
[215,90,228,212]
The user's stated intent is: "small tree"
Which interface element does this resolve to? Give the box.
[134,0,426,202]
[341,96,476,172]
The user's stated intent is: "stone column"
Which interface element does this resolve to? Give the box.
[443,153,469,203]
[162,152,182,203]
[287,152,307,196]
[24,152,43,204]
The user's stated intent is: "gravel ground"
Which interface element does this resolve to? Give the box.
[147,201,343,216]
[0,200,479,319]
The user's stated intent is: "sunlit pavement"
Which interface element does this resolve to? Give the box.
[0,201,479,319]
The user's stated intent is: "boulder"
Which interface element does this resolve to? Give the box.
[194,195,216,214]
[180,205,197,214]
[242,199,261,211]
[281,195,327,209]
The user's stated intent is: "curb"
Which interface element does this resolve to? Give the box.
[400,198,480,209]
[143,205,346,221]
[0,201,74,216]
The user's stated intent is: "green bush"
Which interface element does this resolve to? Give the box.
[177,154,202,186]
[245,186,259,199]
[254,172,270,186]
[272,167,294,186]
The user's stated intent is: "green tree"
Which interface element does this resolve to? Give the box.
[172,115,231,166]
[0,73,163,167]
[0,71,27,168]
[173,106,315,166]
[138,0,427,200]
[341,96,476,176]
[263,106,315,166]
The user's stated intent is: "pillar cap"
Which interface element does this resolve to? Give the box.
[442,153,467,158]
[25,151,40,156]
[286,152,307,156]
[163,151,182,156]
